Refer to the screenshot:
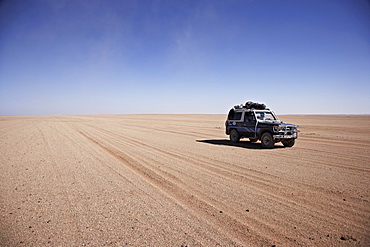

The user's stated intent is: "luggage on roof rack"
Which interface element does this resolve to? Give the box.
[251,103,266,110]
[234,101,266,110]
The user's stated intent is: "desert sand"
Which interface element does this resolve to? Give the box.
[0,114,369,246]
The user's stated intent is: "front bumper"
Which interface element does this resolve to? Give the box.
[273,134,298,139]
[273,125,299,139]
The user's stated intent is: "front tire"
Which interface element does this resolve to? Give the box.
[230,129,240,143]
[282,139,295,147]
[261,132,274,148]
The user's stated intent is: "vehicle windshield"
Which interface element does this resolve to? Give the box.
[255,111,277,121]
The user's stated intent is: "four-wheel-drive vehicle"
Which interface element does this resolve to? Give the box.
[225,104,299,148]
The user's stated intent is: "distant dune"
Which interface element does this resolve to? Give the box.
[1,114,369,246]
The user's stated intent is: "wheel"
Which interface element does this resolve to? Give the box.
[249,138,258,143]
[229,129,240,143]
[261,132,274,148]
[282,138,295,147]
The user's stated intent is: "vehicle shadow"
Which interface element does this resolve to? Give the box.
[196,139,285,149]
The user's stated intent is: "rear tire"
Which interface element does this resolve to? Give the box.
[261,132,274,148]
[230,129,240,143]
[282,139,295,147]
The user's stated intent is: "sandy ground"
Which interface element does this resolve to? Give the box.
[0,114,369,246]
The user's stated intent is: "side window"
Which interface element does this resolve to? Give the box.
[244,112,255,122]
[227,109,242,120]
[234,112,242,121]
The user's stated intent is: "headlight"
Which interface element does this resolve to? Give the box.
[274,125,286,132]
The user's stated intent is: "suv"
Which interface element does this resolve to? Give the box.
[225,106,299,148]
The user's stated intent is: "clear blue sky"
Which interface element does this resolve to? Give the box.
[1,0,369,115]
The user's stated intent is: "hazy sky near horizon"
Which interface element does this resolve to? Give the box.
[1,0,369,115]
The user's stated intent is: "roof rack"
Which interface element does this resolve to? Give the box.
[233,107,270,111]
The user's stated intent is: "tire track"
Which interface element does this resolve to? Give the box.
[3,115,369,246]
[75,127,292,246]
[76,122,370,243]
[74,124,368,245]
[34,123,83,243]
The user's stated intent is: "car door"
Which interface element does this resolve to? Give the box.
[239,112,256,137]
